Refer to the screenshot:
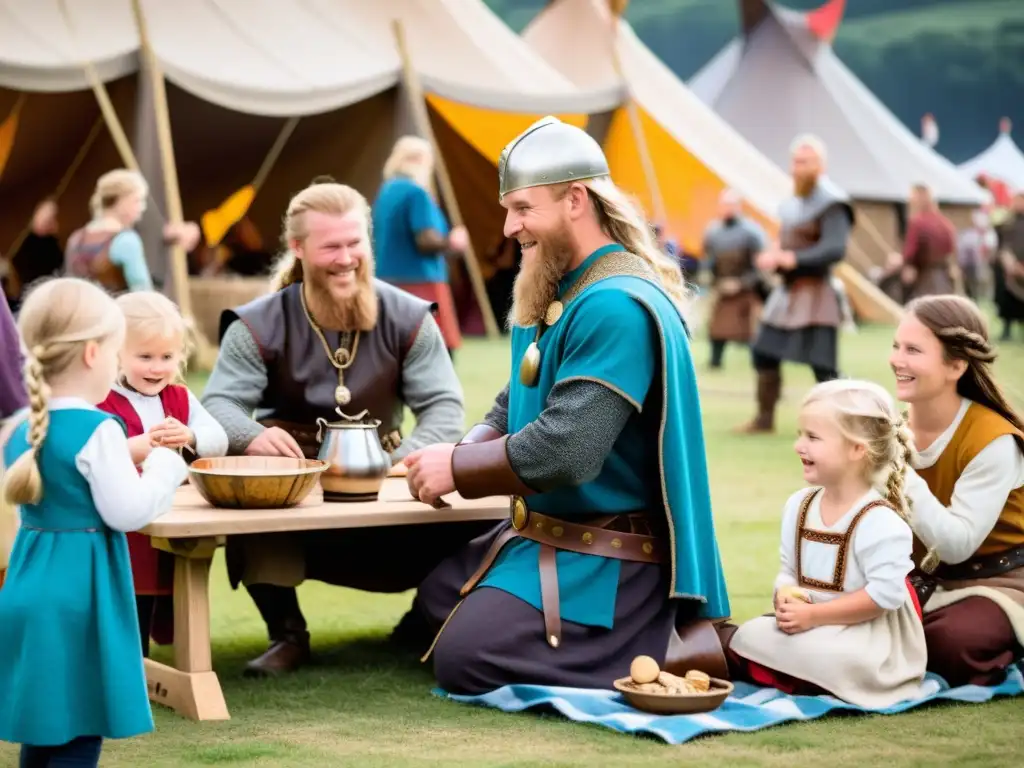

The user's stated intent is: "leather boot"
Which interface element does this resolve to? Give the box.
[243,620,311,678]
[243,584,312,678]
[663,618,731,682]
[733,369,781,434]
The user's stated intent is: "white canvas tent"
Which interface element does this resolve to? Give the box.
[522,0,901,322]
[0,0,622,337]
[523,0,791,254]
[959,119,1024,194]
[689,0,988,264]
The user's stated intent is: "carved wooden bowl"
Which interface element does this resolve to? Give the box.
[188,456,329,509]
[613,677,733,715]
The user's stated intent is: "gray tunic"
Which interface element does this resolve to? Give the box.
[753,176,854,370]
[202,311,463,462]
[702,216,767,285]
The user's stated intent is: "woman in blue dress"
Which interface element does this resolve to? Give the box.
[0,277,189,767]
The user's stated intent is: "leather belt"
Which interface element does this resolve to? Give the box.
[937,543,1024,581]
[460,497,665,649]
[910,543,1024,605]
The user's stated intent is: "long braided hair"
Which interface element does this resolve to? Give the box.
[3,278,124,506]
[906,295,1024,449]
[583,177,694,324]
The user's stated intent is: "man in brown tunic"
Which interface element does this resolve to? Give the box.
[901,183,959,301]
[700,189,769,369]
[736,135,854,433]
[200,181,489,676]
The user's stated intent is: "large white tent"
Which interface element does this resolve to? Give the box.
[0,0,622,336]
[689,0,987,263]
[522,0,901,321]
[959,119,1024,194]
[523,0,791,253]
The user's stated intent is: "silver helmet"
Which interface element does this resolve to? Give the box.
[497,116,610,199]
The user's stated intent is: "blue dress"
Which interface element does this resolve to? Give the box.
[0,407,154,746]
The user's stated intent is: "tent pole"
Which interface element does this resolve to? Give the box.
[608,15,667,227]
[252,117,300,194]
[130,0,192,322]
[390,19,500,340]
[855,209,898,258]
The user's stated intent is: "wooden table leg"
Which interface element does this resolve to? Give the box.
[147,536,230,721]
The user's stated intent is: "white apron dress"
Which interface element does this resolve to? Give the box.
[731,487,929,709]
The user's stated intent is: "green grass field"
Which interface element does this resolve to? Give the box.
[4,315,1022,766]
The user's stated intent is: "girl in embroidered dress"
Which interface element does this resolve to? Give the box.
[97,290,228,656]
[0,278,189,767]
[720,379,929,708]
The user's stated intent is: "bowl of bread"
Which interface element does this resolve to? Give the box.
[613,655,733,714]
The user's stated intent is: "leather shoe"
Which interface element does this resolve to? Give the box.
[243,634,311,678]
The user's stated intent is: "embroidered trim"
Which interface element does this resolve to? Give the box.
[795,488,895,593]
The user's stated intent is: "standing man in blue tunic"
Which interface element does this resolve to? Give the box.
[399,116,731,694]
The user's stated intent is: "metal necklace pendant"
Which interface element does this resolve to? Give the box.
[334,385,352,406]
[519,341,541,387]
[544,300,563,326]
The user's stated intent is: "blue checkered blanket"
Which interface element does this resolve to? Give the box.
[436,664,1023,745]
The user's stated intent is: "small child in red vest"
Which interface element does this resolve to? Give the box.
[98,290,228,656]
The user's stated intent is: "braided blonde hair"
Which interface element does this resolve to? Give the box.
[583,178,693,321]
[269,182,373,293]
[906,295,1024,441]
[115,291,190,385]
[2,278,124,506]
[802,378,939,572]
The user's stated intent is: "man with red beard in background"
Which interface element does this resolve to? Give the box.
[200,181,492,677]
[735,135,854,434]
[398,117,730,694]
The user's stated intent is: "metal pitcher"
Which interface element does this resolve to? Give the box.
[315,408,391,502]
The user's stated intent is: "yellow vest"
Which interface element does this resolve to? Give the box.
[916,402,1024,556]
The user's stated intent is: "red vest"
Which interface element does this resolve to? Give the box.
[98,384,190,443]
[95,383,190,613]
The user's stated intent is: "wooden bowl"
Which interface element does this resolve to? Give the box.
[613,677,733,715]
[188,456,329,509]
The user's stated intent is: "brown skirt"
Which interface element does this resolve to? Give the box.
[394,282,462,350]
[409,522,680,695]
[708,290,760,342]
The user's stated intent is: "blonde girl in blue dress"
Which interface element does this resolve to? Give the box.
[0,277,188,767]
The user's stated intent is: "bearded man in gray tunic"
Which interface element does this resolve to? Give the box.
[735,135,854,434]
[701,188,769,369]
[201,181,491,677]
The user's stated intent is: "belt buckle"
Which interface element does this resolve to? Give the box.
[511,496,529,531]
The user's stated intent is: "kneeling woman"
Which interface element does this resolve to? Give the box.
[892,295,1024,687]
[720,379,928,708]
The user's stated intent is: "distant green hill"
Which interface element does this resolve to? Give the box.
[483,0,1024,163]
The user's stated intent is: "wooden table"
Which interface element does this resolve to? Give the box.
[140,477,510,722]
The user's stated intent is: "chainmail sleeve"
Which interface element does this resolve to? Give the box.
[506,378,637,492]
[480,384,510,435]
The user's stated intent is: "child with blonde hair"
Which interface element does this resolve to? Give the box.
[718,378,930,708]
[0,278,189,766]
[97,290,227,656]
